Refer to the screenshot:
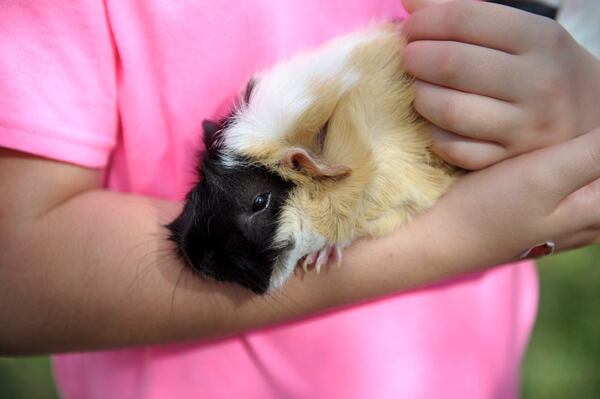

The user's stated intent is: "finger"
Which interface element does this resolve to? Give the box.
[553,229,600,253]
[554,178,600,229]
[565,178,600,214]
[530,127,600,198]
[401,0,454,13]
[430,128,508,170]
[402,0,554,54]
[404,40,526,101]
[413,81,521,145]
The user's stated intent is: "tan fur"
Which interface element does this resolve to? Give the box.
[243,25,460,244]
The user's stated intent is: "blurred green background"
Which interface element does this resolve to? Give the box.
[522,245,600,398]
[1,246,598,398]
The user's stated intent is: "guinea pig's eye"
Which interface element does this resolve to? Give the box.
[252,192,271,213]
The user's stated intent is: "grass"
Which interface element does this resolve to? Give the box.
[1,246,599,398]
[522,245,600,398]
[0,357,58,399]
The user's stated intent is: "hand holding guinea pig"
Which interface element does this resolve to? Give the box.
[413,125,600,271]
[402,0,600,169]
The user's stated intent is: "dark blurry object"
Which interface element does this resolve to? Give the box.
[488,0,559,19]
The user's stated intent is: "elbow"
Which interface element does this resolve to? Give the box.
[0,230,44,356]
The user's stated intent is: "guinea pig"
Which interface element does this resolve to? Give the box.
[167,24,460,294]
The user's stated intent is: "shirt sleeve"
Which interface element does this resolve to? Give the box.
[0,1,118,168]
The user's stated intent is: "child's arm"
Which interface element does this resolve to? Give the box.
[3,124,600,355]
[401,0,600,169]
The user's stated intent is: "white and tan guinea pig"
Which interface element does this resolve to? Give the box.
[168,24,460,294]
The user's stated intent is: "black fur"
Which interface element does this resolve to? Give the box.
[243,78,256,104]
[488,0,558,19]
[167,119,294,294]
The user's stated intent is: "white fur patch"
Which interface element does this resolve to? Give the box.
[218,153,243,169]
[268,205,327,290]
[222,28,383,155]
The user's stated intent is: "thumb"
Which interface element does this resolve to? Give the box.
[402,0,456,13]
[534,127,600,200]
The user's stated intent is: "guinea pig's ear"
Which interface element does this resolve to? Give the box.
[283,147,352,180]
[202,119,223,149]
[243,77,257,104]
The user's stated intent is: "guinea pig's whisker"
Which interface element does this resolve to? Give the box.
[263,290,298,315]
[170,265,190,312]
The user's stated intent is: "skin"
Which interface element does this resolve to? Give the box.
[2,0,600,355]
[3,127,600,355]
[402,0,600,169]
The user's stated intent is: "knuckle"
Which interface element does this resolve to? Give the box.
[527,101,576,146]
[528,113,556,142]
[545,23,572,52]
[437,49,462,85]
[532,69,566,101]
[438,98,460,130]
[444,4,473,37]
[586,141,600,172]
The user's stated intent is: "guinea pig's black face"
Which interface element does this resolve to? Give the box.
[167,150,294,294]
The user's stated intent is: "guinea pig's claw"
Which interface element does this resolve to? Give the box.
[303,252,318,273]
[300,243,348,274]
[315,246,332,274]
[333,244,343,269]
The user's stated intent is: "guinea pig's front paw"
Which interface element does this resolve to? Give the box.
[300,243,349,274]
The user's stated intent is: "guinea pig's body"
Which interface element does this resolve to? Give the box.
[168,25,459,294]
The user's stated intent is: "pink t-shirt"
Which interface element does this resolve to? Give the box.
[0,1,538,398]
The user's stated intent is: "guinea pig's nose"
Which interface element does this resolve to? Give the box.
[173,229,201,268]
[181,238,222,280]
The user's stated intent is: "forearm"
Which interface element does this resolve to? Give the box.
[10,118,600,355]
[1,187,477,355]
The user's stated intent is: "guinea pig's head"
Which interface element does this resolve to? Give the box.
[167,119,295,294]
